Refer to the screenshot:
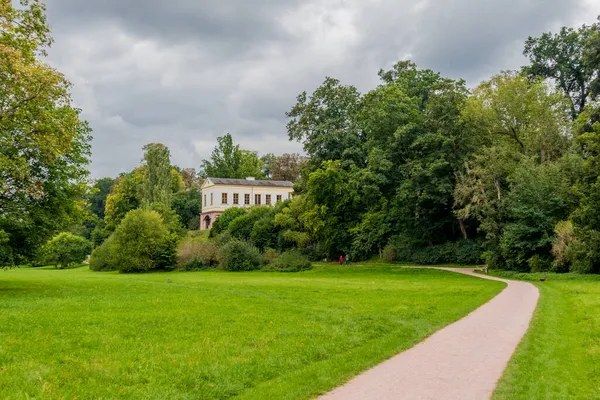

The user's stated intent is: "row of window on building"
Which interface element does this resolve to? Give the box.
[203,193,290,207]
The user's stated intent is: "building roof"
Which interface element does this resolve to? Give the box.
[204,177,294,188]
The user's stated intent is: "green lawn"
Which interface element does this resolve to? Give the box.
[489,271,600,400]
[0,265,503,399]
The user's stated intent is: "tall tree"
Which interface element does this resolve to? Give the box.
[523,22,597,119]
[142,143,173,207]
[271,153,306,182]
[200,133,265,179]
[286,77,363,170]
[88,178,115,219]
[0,0,92,265]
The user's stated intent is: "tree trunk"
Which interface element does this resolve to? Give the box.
[458,218,468,240]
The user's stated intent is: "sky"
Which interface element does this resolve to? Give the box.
[43,0,600,178]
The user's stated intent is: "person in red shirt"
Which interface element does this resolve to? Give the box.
[339,255,344,265]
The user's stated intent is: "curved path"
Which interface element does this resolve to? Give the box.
[318,268,539,400]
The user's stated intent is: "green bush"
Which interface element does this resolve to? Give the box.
[269,250,312,272]
[262,248,280,264]
[250,215,277,250]
[382,245,397,262]
[111,209,177,273]
[229,207,273,240]
[176,240,220,270]
[89,236,116,271]
[567,230,600,274]
[220,239,263,271]
[527,254,551,272]
[42,232,92,269]
[210,207,247,237]
[382,238,483,265]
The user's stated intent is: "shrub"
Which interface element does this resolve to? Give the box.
[89,236,116,271]
[382,238,483,265]
[551,220,575,271]
[214,230,233,247]
[250,215,277,250]
[382,245,397,262]
[528,254,551,272]
[269,250,312,272]
[220,239,263,271]
[176,240,220,270]
[210,207,247,237]
[111,209,177,272]
[229,207,273,240]
[567,229,600,274]
[42,232,92,269]
[262,248,280,264]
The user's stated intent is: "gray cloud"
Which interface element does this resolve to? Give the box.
[43,0,600,178]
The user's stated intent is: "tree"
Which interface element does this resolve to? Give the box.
[180,168,200,190]
[270,153,306,182]
[523,22,597,119]
[104,168,144,231]
[88,178,115,219]
[142,143,173,207]
[0,0,92,265]
[41,232,91,269]
[584,18,600,99]
[286,77,363,170]
[110,209,177,273]
[200,133,265,179]
[172,188,201,229]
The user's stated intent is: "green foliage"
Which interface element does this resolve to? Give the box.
[104,168,144,231]
[499,161,571,271]
[176,239,220,271]
[88,178,115,219]
[200,133,265,179]
[142,143,174,207]
[384,237,483,265]
[551,221,575,272]
[0,0,92,266]
[286,77,363,170]
[42,232,91,269]
[524,22,598,119]
[89,235,116,272]
[219,239,263,271]
[210,207,246,237]
[228,207,273,241]
[250,215,277,251]
[171,188,201,229]
[269,250,312,272]
[110,209,177,273]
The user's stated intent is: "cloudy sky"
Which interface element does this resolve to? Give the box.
[44,0,600,178]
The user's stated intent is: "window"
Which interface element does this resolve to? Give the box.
[244,193,250,205]
[204,194,207,207]
[255,194,261,205]
[222,192,228,204]
[276,195,282,203]
[266,194,271,205]
[210,193,213,205]
[233,193,239,205]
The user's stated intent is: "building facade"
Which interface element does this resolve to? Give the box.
[200,177,294,230]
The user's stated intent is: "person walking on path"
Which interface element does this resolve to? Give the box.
[339,255,344,265]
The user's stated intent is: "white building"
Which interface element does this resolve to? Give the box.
[200,177,294,230]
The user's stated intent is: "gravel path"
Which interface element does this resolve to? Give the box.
[318,268,539,400]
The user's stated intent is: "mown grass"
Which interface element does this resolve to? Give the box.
[489,271,600,400]
[0,265,503,399]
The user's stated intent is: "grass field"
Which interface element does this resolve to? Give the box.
[489,271,600,400]
[0,265,503,399]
